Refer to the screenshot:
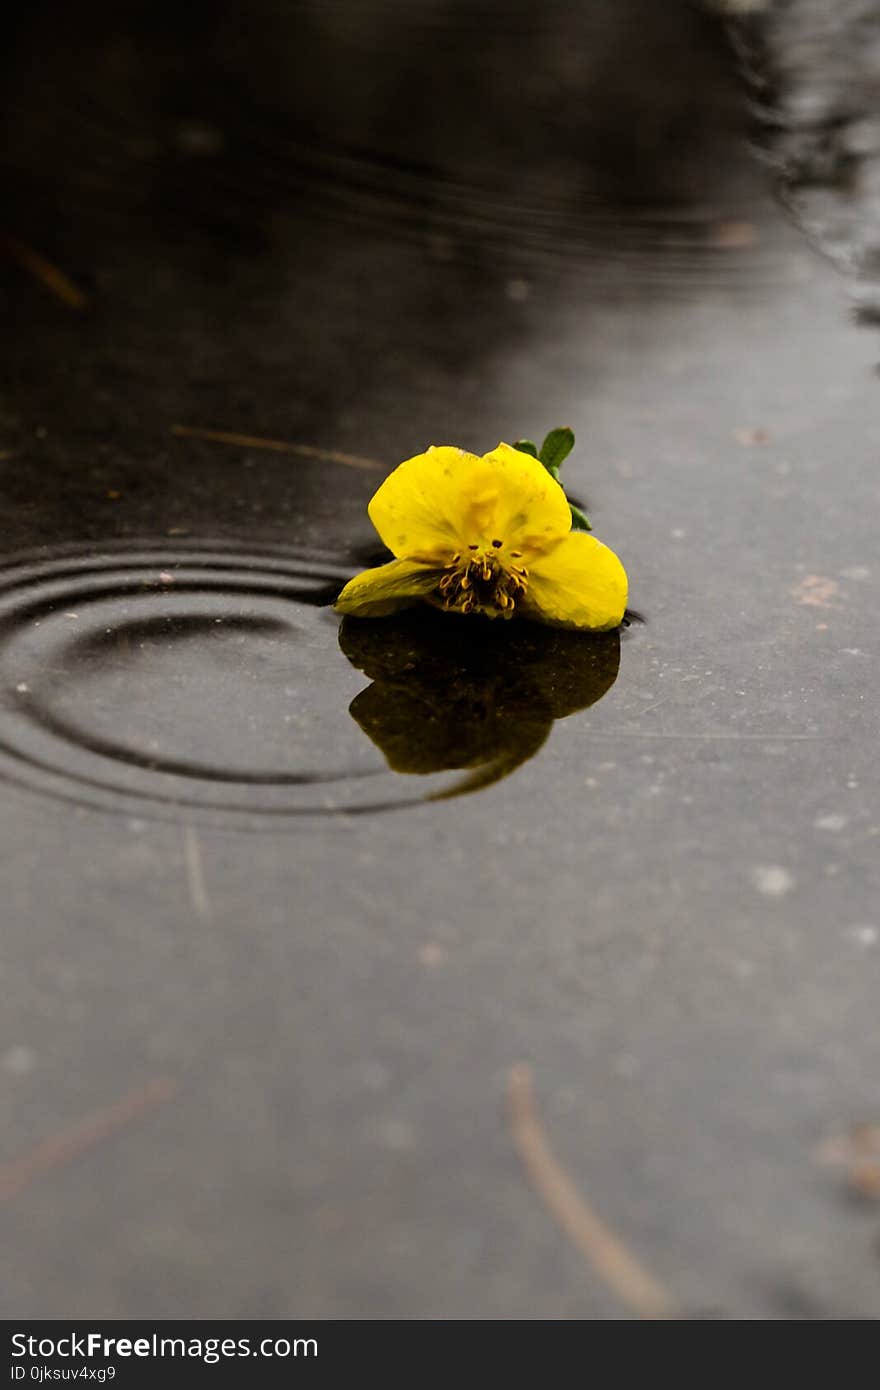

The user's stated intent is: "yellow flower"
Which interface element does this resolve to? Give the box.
[334,443,628,630]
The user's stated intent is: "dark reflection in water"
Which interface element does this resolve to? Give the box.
[339,610,620,797]
[1,0,765,284]
[727,1,880,320]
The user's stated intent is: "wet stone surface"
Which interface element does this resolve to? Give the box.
[1,0,879,1319]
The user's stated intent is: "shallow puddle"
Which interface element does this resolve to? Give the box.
[2,0,879,1323]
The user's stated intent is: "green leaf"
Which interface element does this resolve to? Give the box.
[513,439,538,458]
[569,503,592,532]
[539,427,575,473]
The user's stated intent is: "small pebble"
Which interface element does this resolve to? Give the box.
[3,1045,36,1075]
[849,925,878,948]
[751,865,795,898]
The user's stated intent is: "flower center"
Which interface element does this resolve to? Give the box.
[436,540,528,618]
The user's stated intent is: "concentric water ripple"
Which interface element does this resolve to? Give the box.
[0,540,454,826]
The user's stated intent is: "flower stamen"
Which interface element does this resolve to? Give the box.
[437,545,529,619]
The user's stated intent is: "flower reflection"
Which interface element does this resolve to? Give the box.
[338,609,620,798]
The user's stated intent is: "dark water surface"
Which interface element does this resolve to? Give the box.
[2,1,879,1319]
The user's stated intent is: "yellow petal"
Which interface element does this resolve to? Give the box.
[334,558,441,617]
[367,442,571,561]
[521,532,628,631]
[368,446,486,560]
[479,443,572,558]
